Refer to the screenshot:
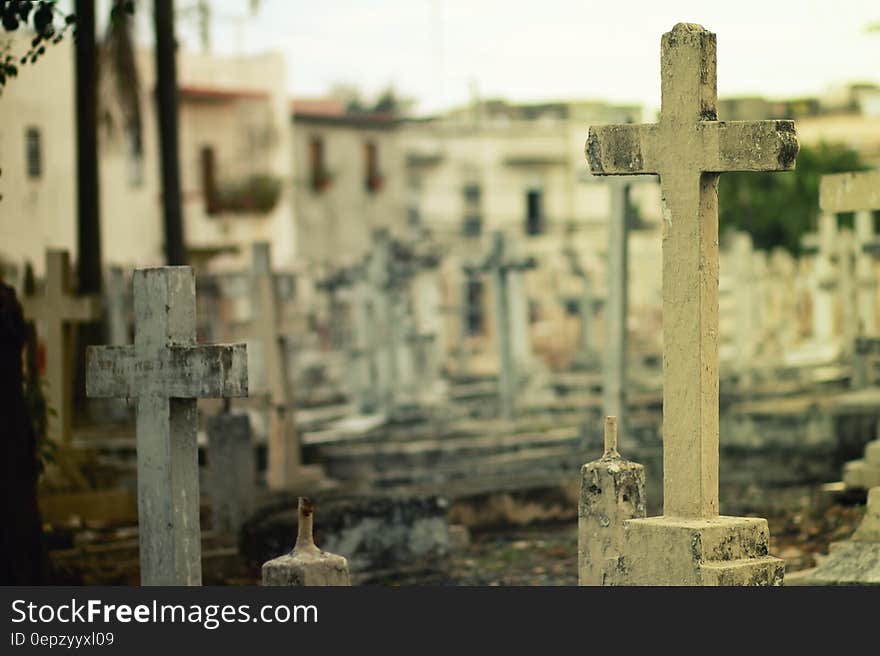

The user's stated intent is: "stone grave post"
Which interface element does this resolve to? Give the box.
[262,497,351,586]
[22,250,100,445]
[586,22,796,584]
[86,266,249,585]
[578,416,646,585]
[207,413,256,537]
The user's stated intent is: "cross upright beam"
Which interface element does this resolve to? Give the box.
[587,23,798,518]
[23,250,100,444]
[248,243,301,489]
[86,267,248,585]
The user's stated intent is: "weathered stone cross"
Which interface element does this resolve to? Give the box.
[562,243,601,369]
[587,22,798,518]
[86,267,248,585]
[468,231,536,421]
[821,170,880,337]
[22,250,100,445]
[247,243,301,489]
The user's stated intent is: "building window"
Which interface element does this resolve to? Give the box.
[462,215,482,236]
[462,184,482,237]
[525,189,545,235]
[463,184,481,205]
[25,127,42,179]
[365,141,383,193]
[200,146,220,214]
[465,278,485,335]
[310,136,330,192]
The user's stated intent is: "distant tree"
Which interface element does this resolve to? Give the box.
[718,142,869,254]
[1,1,77,93]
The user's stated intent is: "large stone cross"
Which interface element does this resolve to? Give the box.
[86,267,248,585]
[821,170,880,336]
[587,22,798,518]
[22,250,100,444]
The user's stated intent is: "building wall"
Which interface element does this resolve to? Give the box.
[291,116,408,270]
[0,32,296,279]
[400,103,664,369]
[0,35,77,275]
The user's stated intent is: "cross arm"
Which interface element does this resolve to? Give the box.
[586,124,657,176]
[820,170,880,213]
[702,120,798,172]
[165,344,249,398]
[86,343,249,399]
[86,345,137,398]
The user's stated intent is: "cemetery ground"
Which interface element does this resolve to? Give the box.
[43,486,867,586]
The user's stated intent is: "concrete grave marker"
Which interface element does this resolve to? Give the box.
[261,497,351,586]
[578,416,646,585]
[207,413,256,537]
[22,250,100,444]
[86,267,248,585]
[586,22,796,584]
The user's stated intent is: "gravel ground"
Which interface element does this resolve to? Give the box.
[443,502,867,586]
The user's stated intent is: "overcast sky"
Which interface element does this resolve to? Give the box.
[145,0,880,115]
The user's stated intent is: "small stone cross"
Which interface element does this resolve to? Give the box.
[86,267,248,585]
[22,250,100,444]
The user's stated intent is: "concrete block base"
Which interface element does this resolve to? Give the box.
[615,515,784,586]
[261,550,351,586]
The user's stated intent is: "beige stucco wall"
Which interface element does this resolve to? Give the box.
[0,32,295,278]
[291,117,408,269]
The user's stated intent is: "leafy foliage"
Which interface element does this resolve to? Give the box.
[718,142,870,254]
[215,173,282,214]
[0,1,77,92]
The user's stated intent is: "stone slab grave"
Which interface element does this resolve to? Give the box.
[585,22,797,584]
[843,415,880,491]
[262,497,350,586]
[788,487,880,585]
[86,266,248,586]
[465,231,537,421]
[22,250,100,447]
[245,493,450,584]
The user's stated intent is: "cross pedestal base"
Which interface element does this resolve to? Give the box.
[616,515,784,586]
